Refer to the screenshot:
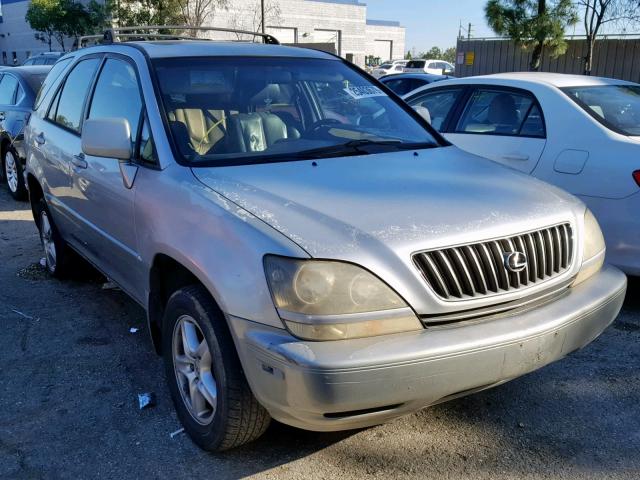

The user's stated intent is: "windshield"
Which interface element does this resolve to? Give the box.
[563,85,640,136]
[153,56,437,166]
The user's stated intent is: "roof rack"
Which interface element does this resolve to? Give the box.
[78,25,280,48]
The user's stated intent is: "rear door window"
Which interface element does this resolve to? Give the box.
[0,74,18,105]
[456,89,545,137]
[49,58,100,133]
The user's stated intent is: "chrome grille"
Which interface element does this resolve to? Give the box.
[413,224,573,300]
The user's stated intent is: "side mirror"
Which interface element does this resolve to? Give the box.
[82,118,132,160]
[412,105,431,124]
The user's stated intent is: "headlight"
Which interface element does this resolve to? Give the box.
[572,209,605,286]
[264,255,422,341]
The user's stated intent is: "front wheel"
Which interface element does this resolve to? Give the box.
[4,148,27,200]
[162,285,270,451]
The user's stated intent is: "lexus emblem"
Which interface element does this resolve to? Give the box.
[504,251,527,273]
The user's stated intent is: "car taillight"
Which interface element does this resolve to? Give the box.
[634,170,640,187]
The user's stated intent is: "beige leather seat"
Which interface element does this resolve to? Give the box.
[167,109,227,155]
[226,112,300,153]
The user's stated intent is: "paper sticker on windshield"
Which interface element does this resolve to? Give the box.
[343,85,386,99]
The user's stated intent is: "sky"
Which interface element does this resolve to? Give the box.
[364,0,591,54]
[365,0,495,54]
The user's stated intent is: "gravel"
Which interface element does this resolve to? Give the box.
[1,188,638,480]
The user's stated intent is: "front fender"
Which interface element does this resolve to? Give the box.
[134,164,309,330]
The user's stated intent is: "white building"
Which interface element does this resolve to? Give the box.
[0,0,405,67]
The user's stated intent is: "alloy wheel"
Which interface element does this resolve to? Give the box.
[5,151,18,193]
[172,315,217,425]
[40,211,57,272]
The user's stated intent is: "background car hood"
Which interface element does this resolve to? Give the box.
[192,146,582,261]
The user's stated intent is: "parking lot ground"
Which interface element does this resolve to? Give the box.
[1,187,639,480]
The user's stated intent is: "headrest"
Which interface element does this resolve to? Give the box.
[250,84,294,105]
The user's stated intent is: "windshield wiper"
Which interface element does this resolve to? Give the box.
[289,139,438,160]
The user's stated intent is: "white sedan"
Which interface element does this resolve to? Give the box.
[403,72,640,275]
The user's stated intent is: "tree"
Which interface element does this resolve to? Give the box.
[26,0,107,51]
[175,0,228,30]
[422,46,442,59]
[485,0,578,71]
[106,0,183,27]
[579,0,640,75]
[442,47,457,64]
[228,0,281,39]
[26,0,58,51]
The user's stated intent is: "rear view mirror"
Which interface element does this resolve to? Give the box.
[413,105,431,124]
[82,118,132,160]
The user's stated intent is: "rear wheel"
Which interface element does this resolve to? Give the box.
[35,198,76,278]
[162,285,270,451]
[4,148,27,201]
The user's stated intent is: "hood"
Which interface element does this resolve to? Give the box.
[192,146,582,262]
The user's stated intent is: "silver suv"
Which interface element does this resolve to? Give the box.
[25,29,626,451]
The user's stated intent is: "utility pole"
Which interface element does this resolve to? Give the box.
[261,0,265,33]
[459,22,473,41]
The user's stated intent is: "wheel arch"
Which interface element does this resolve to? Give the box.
[0,136,10,171]
[148,253,227,355]
[26,173,44,226]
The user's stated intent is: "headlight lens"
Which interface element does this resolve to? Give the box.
[572,209,605,286]
[264,255,422,340]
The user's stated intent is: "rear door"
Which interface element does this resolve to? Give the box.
[0,73,18,132]
[65,55,145,300]
[36,56,102,238]
[445,86,547,173]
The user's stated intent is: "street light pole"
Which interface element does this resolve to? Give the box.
[261,0,265,33]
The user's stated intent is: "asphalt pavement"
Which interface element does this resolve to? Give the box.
[1,187,639,480]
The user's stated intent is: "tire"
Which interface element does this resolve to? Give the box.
[3,147,27,201]
[34,198,75,278]
[162,285,270,451]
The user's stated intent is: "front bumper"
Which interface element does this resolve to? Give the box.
[229,265,626,431]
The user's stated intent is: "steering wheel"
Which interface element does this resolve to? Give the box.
[306,118,342,135]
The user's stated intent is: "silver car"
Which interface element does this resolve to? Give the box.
[25,35,626,451]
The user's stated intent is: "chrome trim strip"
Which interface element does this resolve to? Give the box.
[277,307,416,325]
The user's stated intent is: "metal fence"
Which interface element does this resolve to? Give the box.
[455,36,640,82]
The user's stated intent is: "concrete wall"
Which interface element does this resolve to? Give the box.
[365,20,405,62]
[205,0,406,67]
[0,0,52,64]
[455,37,640,83]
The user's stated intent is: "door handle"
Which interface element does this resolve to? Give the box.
[71,153,88,169]
[35,132,45,145]
[502,154,529,161]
